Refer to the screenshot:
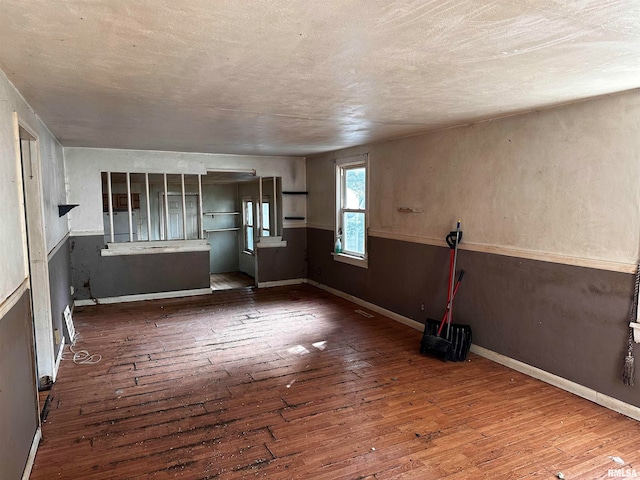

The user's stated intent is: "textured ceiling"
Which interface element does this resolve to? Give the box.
[1,0,639,157]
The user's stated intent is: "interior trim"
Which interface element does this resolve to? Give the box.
[52,336,65,383]
[306,223,332,231]
[69,230,105,237]
[305,226,635,273]
[257,278,305,288]
[369,229,635,273]
[47,232,70,262]
[470,344,640,422]
[100,239,210,256]
[74,287,212,306]
[282,222,307,229]
[21,427,41,480]
[306,278,640,422]
[0,278,29,322]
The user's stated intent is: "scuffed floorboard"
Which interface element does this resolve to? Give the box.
[31,285,640,479]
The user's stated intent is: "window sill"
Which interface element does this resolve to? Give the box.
[256,236,287,249]
[631,322,640,343]
[101,239,210,256]
[331,252,368,269]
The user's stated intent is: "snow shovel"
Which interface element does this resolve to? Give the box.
[420,222,463,360]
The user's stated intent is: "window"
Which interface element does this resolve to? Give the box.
[335,155,368,267]
[244,199,254,253]
[262,201,270,236]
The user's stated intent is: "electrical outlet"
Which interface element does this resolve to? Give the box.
[70,285,75,296]
[420,303,425,311]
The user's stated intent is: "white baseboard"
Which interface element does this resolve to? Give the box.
[21,427,41,480]
[52,336,65,382]
[257,278,306,288]
[307,279,640,422]
[306,279,425,331]
[470,344,640,422]
[74,287,212,306]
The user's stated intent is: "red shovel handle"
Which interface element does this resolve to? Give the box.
[437,270,465,336]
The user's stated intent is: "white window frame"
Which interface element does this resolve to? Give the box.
[334,154,368,268]
[243,197,255,254]
[261,196,271,237]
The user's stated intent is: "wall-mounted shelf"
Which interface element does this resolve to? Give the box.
[58,204,79,217]
[203,211,240,235]
[284,216,305,220]
[282,191,308,195]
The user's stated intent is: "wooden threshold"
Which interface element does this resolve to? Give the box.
[30,285,640,479]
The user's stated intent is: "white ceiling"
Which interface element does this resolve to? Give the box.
[1,1,639,157]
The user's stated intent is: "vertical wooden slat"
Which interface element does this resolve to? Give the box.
[273,176,277,237]
[163,173,169,240]
[258,176,263,237]
[107,172,114,243]
[197,174,204,240]
[145,173,151,241]
[126,172,133,242]
[181,174,187,240]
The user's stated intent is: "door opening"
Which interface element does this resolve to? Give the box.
[17,122,55,387]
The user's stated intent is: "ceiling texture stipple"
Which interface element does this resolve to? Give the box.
[0,0,639,157]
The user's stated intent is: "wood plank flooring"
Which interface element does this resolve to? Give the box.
[210,272,255,291]
[30,285,640,479]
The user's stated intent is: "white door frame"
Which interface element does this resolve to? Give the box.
[13,112,56,384]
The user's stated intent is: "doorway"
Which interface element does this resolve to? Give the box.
[161,193,199,240]
[209,272,254,291]
[17,119,55,386]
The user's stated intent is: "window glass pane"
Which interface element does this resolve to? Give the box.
[343,212,365,255]
[246,201,253,226]
[344,167,366,209]
[262,203,270,235]
[247,226,254,251]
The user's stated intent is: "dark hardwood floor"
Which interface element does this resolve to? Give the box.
[30,285,640,479]
[210,272,255,291]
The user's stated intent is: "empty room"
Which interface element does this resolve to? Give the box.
[1,1,640,479]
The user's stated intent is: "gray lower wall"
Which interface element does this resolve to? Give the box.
[70,235,210,300]
[257,228,307,283]
[48,237,73,345]
[0,290,39,480]
[307,228,638,408]
[207,230,240,273]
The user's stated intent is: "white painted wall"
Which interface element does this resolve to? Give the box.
[64,147,306,235]
[307,91,640,266]
[0,70,67,304]
[0,71,31,303]
[39,125,68,253]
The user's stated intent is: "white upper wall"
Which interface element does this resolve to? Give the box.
[307,90,640,266]
[0,69,67,303]
[39,123,68,253]
[64,147,306,234]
